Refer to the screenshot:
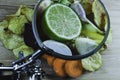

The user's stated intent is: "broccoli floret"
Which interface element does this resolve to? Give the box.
[13,45,34,58]
[82,52,102,71]
[0,20,8,30]
[0,20,12,41]
[8,15,28,35]
[3,34,24,50]
[21,5,33,21]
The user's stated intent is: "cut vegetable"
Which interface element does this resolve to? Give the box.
[13,45,34,58]
[92,0,107,31]
[53,58,66,77]
[3,34,24,50]
[0,20,10,40]
[8,15,28,35]
[21,5,34,21]
[82,52,102,71]
[75,37,98,55]
[81,23,104,44]
[80,0,93,15]
[65,60,83,78]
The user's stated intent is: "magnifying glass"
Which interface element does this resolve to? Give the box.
[29,0,110,60]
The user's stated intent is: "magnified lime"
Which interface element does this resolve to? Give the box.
[42,4,82,41]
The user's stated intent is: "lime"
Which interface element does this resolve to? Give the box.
[42,4,82,41]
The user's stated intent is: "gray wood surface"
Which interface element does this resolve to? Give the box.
[0,0,119,80]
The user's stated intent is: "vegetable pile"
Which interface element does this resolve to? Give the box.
[0,0,112,79]
[0,5,34,58]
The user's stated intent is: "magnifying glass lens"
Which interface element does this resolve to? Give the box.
[31,0,110,60]
[43,40,72,56]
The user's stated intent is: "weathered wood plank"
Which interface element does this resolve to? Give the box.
[0,0,38,6]
[0,6,17,21]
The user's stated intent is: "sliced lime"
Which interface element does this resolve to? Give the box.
[42,4,82,41]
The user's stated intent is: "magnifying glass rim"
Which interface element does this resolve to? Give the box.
[32,0,110,60]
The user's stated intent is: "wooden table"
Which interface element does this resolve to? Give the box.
[0,0,119,80]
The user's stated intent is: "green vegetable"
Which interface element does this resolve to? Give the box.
[80,0,93,15]
[0,20,10,40]
[8,15,28,35]
[82,23,98,33]
[21,5,34,21]
[13,45,34,58]
[3,34,24,50]
[0,30,12,42]
[75,37,98,55]
[81,23,104,44]
[99,29,112,52]
[6,5,33,22]
[81,23,112,52]
[0,20,8,30]
[51,0,74,5]
[92,0,107,31]
[0,5,34,60]
[82,52,102,71]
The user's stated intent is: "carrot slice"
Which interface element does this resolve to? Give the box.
[53,58,66,77]
[65,60,83,78]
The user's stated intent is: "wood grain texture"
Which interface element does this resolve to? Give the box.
[0,0,38,5]
[0,0,119,80]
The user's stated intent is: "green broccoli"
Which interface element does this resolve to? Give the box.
[8,15,28,35]
[13,45,34,58]
[21,5,33,21]
[0,20,8,30]
[3,34,24,50]
[0,20,12,41]
[82,52,102,71]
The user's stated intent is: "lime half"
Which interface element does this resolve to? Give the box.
[42,4,82,41]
